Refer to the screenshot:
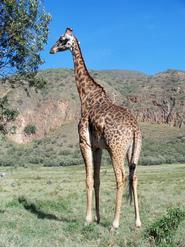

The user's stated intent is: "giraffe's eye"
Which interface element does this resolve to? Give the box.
[59,36,64,41]
[60,38,69,46]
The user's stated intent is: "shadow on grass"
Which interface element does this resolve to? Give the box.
[18,196,76,223]
[0,210,5,213]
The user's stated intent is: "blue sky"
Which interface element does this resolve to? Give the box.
[41,0,185,75]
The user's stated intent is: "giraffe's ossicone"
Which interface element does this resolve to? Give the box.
[50,27,142,231]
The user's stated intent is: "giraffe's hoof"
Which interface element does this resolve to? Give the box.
[109,225,118,234]
[95,216,100,224]
[84,217,93,226]
[135,219,141,228]
[84,221,90,226]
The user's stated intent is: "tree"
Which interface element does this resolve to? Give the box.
[0,0,51,82]
[0,0,51,134]
[0,95,19,134]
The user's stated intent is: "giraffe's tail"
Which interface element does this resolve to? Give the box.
[128,130,142,205]
[128,163,136,205]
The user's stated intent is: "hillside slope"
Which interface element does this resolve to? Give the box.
[0,121,185,166]
[0,68,185,166]
[0,68,184,144]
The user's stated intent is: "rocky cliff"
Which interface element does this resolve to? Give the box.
[0,69,184,143]
[124,70,185,128]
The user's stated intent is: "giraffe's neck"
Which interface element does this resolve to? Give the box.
[71,37,106,112]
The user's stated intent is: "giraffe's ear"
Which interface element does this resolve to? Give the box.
[66,27,73,33]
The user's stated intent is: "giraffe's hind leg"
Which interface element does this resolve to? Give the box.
[127,137,142,228]
[93,148,102,224]
[110,149,126,230]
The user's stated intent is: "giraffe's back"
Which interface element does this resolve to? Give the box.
[89,101,140,150]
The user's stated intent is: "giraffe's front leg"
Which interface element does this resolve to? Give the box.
[78,120,94,224]
[93,148,102,224]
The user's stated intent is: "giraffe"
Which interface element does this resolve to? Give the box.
[50,28,142,231]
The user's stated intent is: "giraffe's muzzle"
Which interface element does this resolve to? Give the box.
[49,48,56,54]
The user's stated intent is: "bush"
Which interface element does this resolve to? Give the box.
[0,95,19,134]
[141,156,166,166]
[43,157,82,167]
[29,77,47,89]
[0,156,19,166]
[0,124,6,134]
[28,156,43,165]
[3,109,19,121]
[24,124,37,135]
[144,207,185,246]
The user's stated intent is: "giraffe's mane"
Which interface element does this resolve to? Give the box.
[74,36,107,96]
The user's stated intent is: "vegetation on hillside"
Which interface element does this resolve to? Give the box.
[0,96,19,134]
[0,122,185,167]
[0,68,185,166]
[24,123,37,135]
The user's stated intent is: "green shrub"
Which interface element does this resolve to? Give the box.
[43,157,82,167]
[28,156,43,165]
[141,156,166,166]
[0,123,6,134]
[144,207,185,246]
[24,124,37,135]
[10,125,17,134]
[0,96,19,134]
[0,156,19,166]
[3,109,19,121]
[29,77,47,89]
[59,158,82,166]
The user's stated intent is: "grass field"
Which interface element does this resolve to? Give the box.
[0,164,185,247]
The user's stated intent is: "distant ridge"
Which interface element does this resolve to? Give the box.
[95,69,147,78]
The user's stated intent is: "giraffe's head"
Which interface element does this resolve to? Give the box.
[50,27,75,54]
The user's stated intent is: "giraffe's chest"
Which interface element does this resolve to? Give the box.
[90,130,107,149]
